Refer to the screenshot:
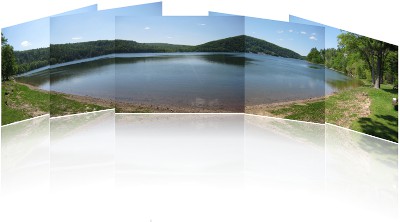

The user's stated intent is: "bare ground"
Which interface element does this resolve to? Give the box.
[332,92,371,128]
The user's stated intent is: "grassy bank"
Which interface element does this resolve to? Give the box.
[268,100,325,123]
[246,98,325,124]
[2,81,49,125]
[325,84,398,142]
[267,84,398,142]
[2,81,109,125]
[50,93,109,116]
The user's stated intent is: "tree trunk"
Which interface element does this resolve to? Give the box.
[375,54,382,89]
[370,65,376,87]
[374,76,380,89]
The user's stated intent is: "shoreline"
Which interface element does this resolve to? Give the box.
[16,81,243,113]
[245,96,326,117]
[247,96,326,108]
[16,81,336,115]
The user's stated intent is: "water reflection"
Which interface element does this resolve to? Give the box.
[50,58,115,100]
[1,115,49,193]
[116,53,246,67]
[50,110,115,190]
[16,69,50,91]
[325,68,364,94]
[325,124,398,222]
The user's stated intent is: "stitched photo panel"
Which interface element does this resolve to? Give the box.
[115,16,245,113]
[290,15,398,143]
[49,3,162,117]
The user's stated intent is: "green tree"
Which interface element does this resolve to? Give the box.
[306,47,324,64]
[338,32,395,89]
[1,33,17,81]
[384,50,398,85]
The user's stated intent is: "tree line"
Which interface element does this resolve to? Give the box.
[306,32,398,89]
[2,33,304,80]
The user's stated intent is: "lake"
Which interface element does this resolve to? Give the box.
[115,53,245,112]
[325,68,364,94]
[16,52,361,110]
[245,53,362,105]
[245,53,325,105]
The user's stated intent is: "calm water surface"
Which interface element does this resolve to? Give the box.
[16,52,361,109]
[116,53,245,111]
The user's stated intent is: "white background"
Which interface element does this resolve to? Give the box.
[0,1,399,222]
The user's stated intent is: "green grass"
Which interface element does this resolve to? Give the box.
[350,84,398,142]
[50,93,108,116]
[325,84,398,142]
[2,81,49,125]
[2,81,110,125]
[269,100,325,123]
[265,83,398,142]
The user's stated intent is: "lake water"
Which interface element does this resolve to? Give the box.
[115,53,245,111]
[325,68,364,94]
[245,53,363,105]
[245,53,325,105]
[16,52,361,110]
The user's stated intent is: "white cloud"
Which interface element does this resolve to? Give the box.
[277,30,284,34]
[309,36,317,41]
[288,29,293,33]
[72,37,82,40]
[20,40,31,47]
[300,31,307,34]
[311,33,316,35]
[144,27,151,30]
[199,23,206,26]
[167,36,173,39]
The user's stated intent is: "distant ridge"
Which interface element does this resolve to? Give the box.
[244,35,303,59]
[14,35,303,73]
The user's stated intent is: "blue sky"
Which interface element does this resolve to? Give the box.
[116,16,244,45]
[1,3,161,50]
[51,3,161,44]
[2,18,49,51]
[289,15,343,49]
[1,5,98,51]
[208,12,325,56]
[245,17,324,56]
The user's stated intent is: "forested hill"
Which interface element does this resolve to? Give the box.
[194,35,245,52]
[14,48,49,74]
[245,35,303,59]
[115,40,193,53]
[50,40,115,65]
[14,35,302,73]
